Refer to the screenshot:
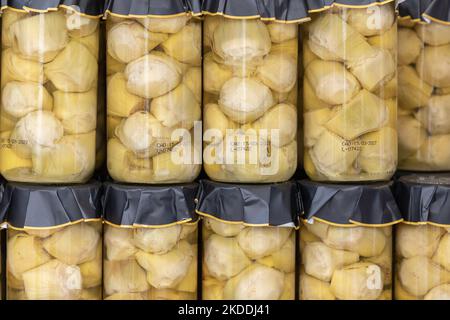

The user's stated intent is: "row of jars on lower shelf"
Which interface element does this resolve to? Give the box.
[1,218,448,300]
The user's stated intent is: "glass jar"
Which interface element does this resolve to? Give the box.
[202,218,295,300]
[7,221,102,300]
[398,19,450,171]
[0,8,100,183]
[303,2,398,182]
[202,16,299,183]
[300,219,393,300]
[395,224,450,300]
[103,222,198,300]
[106,14,201,183]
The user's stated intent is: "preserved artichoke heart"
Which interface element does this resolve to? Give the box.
[45,41,98,93]
[303,79,332,111]
[161,23,201,66]
[204,234,251,280]
[415,22,450,46]
[204,52,233,95]
[0,132,32,173]
[206,218,245,238]
[346,5,394,37]
[300,271,335,300]
[330,262,384,300]
[203,103,238,141]
[176,250,198,292]
[415,95,450,135]
[398,116,427,159]
[247,103,297,147]
[398,66,433,109]
[137,15,190,34]
[53,89,97,134]
[107,73,146,119]
[425,284,450,300]
[223,264,284,300]
[1,48,46,84]
[237,227,291,260]
[9,12,68,62]
[152,142,201,183]
[183,67,201,102]
[308,14,376,64]
[303,241,360,282]
[310,130,360,178]
[349,48,395,92]
[135,241,193,289]
[304,108,335,147]
[74,30,99,60]
[325,90,388,140]
[8,234,52,280]
[325,226,386,258]
[416,45,450,88]
[256,52,297,93]
[22,260,82,300]
[124,52,183,99]
[150,84,200,129]
[107,21,167,64]
[2,81,53,119]
[398,28,422,66]
[79,242,102,289]
[115,111,174,159]
[358,127,397,175]
[410,135,450,170]
[66,13,98,38]
[368,25,397,52]
[212,19,271,65]
[10,111,64,159]
[104,226,137,261]
[104,259,149,295]
[307,39,341,62]
[105,293,144,300]
[396,224,444,258]
[107,138,153,183]
[305,60,360,106]
[42,223,99,265]
[2,11,26,47]
[257,236,295,273]
[267,22,297,43]
[31,131,95,180]
[432,234,450,270]
[399,256,450,297]
[218,77,274,124]
[133,225,181,254]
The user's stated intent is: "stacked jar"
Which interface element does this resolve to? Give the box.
[397,1,450,170]
[202,0,306,183]
[298,180,402,300]
[105,0,201,184]
[102,183,199,300]
[196,180,298,300]
[303,1,398,182]
[4,183,102,300]
[394,174,450,300]
[0,3,103,183]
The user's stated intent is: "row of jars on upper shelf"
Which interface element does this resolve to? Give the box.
[0,0,448,185]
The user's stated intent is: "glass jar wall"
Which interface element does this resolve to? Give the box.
[303,2,398,182]
[395,224,450,300]
[202,16,299,183]
[0,8,99,183]
[398,19,450,171]
[7,221,102,300]
[106,14,201,183]
[103,223,198,300]
[300,220,392,300]
[202,218,295,300]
